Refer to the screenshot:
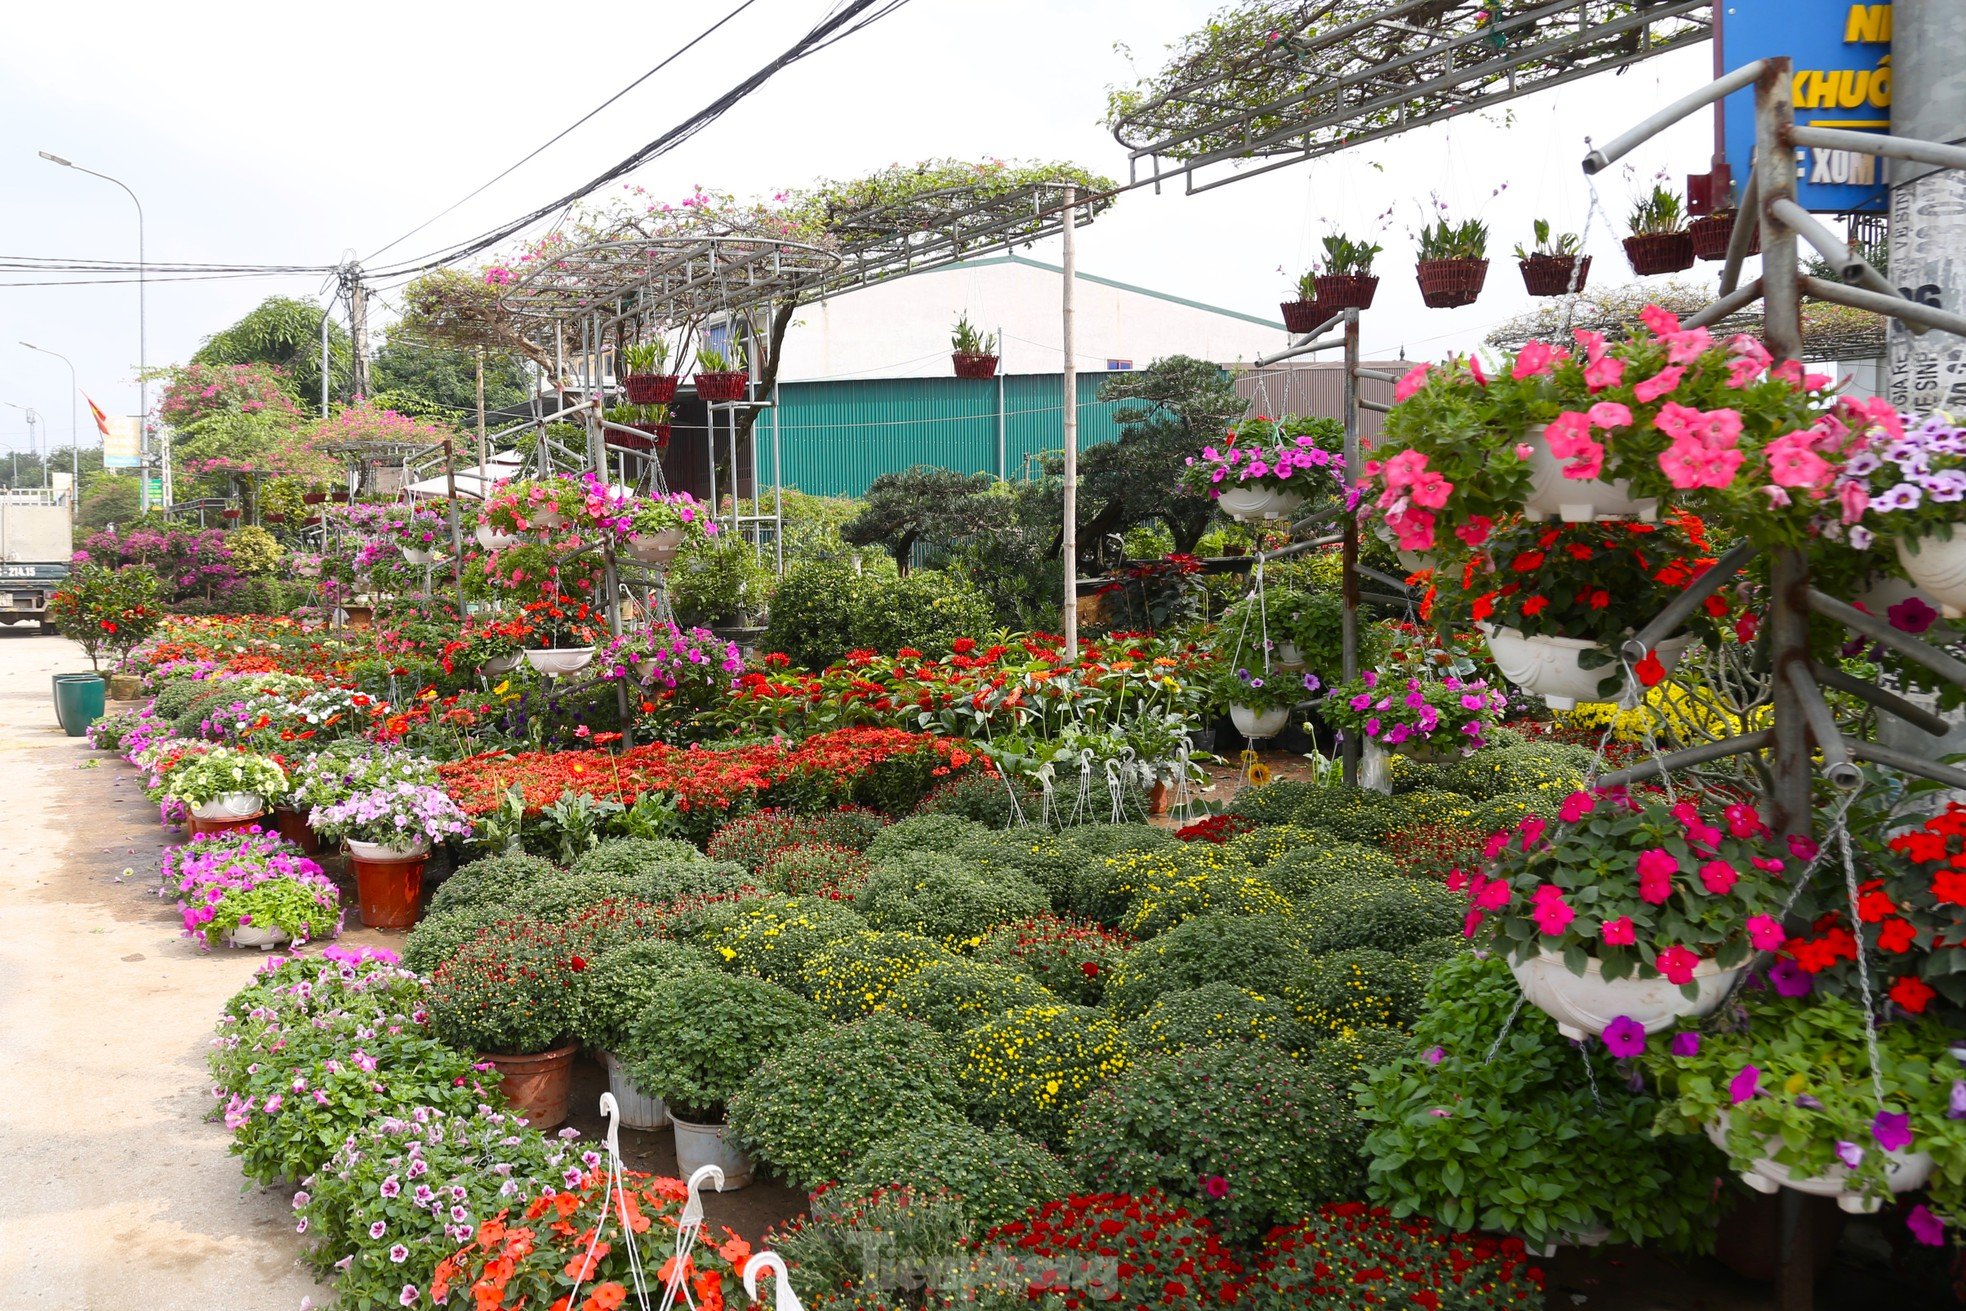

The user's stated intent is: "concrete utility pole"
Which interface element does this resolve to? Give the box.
[1060,185,1079,659]
[476,346,489,474]
[1887,0,1966,411]
[346,267,372,401]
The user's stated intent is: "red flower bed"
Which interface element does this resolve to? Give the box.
[959,1191,1243,1309]
[437,727,977,820]
[1243,1202,1544,1310]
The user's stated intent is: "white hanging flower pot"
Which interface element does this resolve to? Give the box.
[601,1051,671,1130]
[228,923,291,950]
[1851,573,1960,637]
[346,837,431,862]
[192,793,264,820]
[1897,531,1966,618]
[1480,624,1694,711]
[479,653,521,677]
[402,547,435,566]
[1522,428,1659,523]
[1275,640,1305,668]
[1373,523,1439,573]
[671,1115,753,1189]
[524,647,595,676]
[627,528,686,566]
[1704,1120,1935,1214]
[531,507,568,530]
[1215,484,1305,523]
[475,523,521,551]
[1510,949,1743,1040]
[1230,704,1292,739]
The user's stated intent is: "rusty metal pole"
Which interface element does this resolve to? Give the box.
[1340,310,1361,787]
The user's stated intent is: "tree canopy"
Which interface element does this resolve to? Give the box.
[192,296,350,414]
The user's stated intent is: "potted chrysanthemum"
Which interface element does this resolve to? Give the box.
[1461,788,1794,1040]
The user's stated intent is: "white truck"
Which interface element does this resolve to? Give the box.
[0,485,74,631]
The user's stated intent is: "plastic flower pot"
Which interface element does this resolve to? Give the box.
[228,924,291,951]
[402,547,435,566]
[671,1114,754,1188]
[1414,257,1488,308]
[1897,531,1966,618]
[951,352,1000,380]
[607,429,656,453]
[1373,523,1439,574]
[1230,704,1292,740]
[1147,780,1171,816]
[347,837,431,862]
[601,1050,671,1130]
[1704,1120,1934,1213]
[1279,300,1328,335]
[53,674,105,736]
[191,793,265,820]
[274,806,323,856]
[1522,426,1660,523]
[1314,273,1379,310]
[1214,485,1305,523]
[346,849,426,930]
[1275,641,1305,667]
[694,371,749,402]
[186,813,269,839]
[1623,232,1696,276]
[1850,573,1960,640]
[1480,624,1695,711]
[1518,255,1591,297]
[523,647,595,677]
[1510,948,1742,1040]
[531,507,568,531]
[484,1042,578,1129]
[626,529,686,567]
[478,652,521,677]
[624,373,679,405]
[475,523,521,551]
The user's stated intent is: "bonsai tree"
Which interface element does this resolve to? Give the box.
[46,562,164,670]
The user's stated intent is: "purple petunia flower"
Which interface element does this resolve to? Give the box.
[1601,1016,1647,1058]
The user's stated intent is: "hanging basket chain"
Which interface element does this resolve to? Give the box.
[1837,822,1891,1114]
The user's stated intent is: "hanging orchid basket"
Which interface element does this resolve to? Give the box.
[1415,258,1488,308]
[1519,254,1590,298]
[624,374,679,405]
[1314,273,1379,310]
[1624,232,1696,276]
[952,352,1000,380]
[1689,212,1757,261]
[1280,300,1328,335]
[695,371,749,402]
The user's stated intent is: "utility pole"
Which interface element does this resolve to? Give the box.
[345,266,372,401]
[476,346,489,474]
[1060,185,1079,660]
[1887,0,1966,411]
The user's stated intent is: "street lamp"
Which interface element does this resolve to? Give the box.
[38,151,151,506]
[2,404,41,488]
[19,342,79,506]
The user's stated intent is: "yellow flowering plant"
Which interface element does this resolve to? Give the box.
[956,1003,1128,1146]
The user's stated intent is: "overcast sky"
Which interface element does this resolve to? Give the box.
[0,0,1717,454]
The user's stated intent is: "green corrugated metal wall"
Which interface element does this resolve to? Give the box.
[763,373,1121,497]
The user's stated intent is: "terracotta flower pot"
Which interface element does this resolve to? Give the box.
[347,851,427,930]
[608,429,656,453]
[1623,231,1696,276]
[186,813,270,839]
[1147,780,1171,816]
[694,371,749,402]
[274,806,323,855]
[1280,300,1328,335]
[1518,255,1590,297]
[1415,258,1488,308]
[1313,273,1378,310]
[623,374,679,405]
[483,1042,578,1129]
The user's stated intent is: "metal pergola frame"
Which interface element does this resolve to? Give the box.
[1110,0,1710,194]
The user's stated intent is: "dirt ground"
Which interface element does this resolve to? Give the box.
[0,630,1952,1310]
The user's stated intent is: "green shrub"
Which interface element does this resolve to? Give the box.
[805,930,954,1020]
[504,871,651,921]
[761,842,872,899]
[1295,879,1465,954]
[764,560,866,669]
[1117,851,1284,938]
[1465,789,1565,833]
[913,772,1041,829]
[1289,785,1407,843]
[1388,788,1481,829]
[401,904,514,974]
[843,1120,1075,1235]
[955,1003,1127,1146]
[1432,741,1593,800]
[619,970,821,1121]
[151,674,209,721]
[972,914,1134,1006]
[952,830,1084,909]
[887,958,1057,1035]
[727,1015,967,1189]
[1066,1046,1358,1242]
[864,813,990,863]
[1287,948,1429,1040]
[707,808,887,872]
[1263,842,1401,898]
[1302,1025,1410,1096]
[713,893,868,992]
[850,569,995,658]
[1223,823,1325,868]
[1226,780,1319,826]
[1058,821,1179,862]
[570,837,705,878]
[761,1183,972,1309]
[566,939,713,1052]
[1056,825,1185,926]
[632,858,752,904]
[858,851,1048,946]
[1125,982,1305,1056]
[426,853,560,918]
[1106,913,1308,1017]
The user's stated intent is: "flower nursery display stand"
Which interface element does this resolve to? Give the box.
[1580,58,1966,1311]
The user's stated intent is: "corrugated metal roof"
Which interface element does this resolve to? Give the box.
[769,373,1121,497]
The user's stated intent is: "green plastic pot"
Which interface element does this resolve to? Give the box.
[53,674,105,737]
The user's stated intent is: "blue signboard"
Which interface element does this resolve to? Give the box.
[1721,1,1891,213]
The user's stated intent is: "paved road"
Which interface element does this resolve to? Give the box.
[0,633,330,1310]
